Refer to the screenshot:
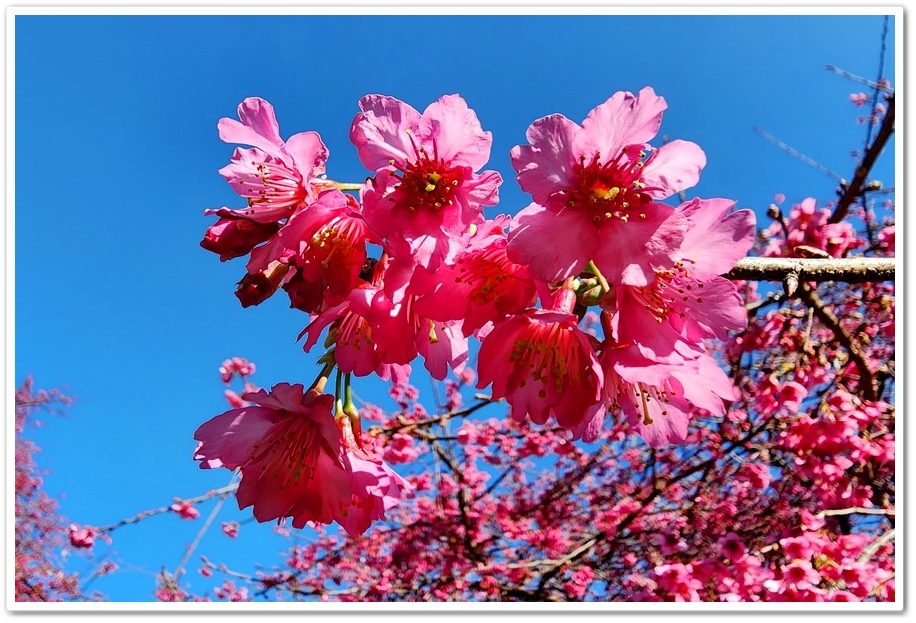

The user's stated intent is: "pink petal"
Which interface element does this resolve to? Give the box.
[640,139,706,199]
[593,204,686,286]
[576,87,668,156]
[678,198,757,277]
[349,94,422,171]
[419,94,492,170]
[506,203,596,282]
[283,131,329,181]
[511,113,579,205]
[218,98,286,160]
[192,407,277,470]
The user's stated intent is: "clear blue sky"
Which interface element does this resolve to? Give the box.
[12,12,896,601]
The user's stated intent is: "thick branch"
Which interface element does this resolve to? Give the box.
[724,257,894,284]
[829,93,895,224]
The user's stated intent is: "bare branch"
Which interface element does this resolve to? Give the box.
[829,94,895,224]
[754,127,843,182]
[858,529,895,564]
[724,257,894,283]
[825,64,894,93]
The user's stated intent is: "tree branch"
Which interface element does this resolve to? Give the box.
[724,257,894,284]
[829,93,895,224]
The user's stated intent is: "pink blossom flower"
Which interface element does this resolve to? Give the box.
[718,533,747,561]
[219,357,256,384]
[507,87,706,285]
[413,216,537,336]
[193,383,355,531]
[221,521,240,539]
[300,277,468,382]
[350,94,502,273]
[783,560,822,590]
[849,92,869,107]
[213,97,330,223]
[476,309,604,437]
[169,501,200,520]
[603,348,736,447]
[612,265,748,363]
[67,524,96,549]
[277,189,378,313]
[878,225,895,255]
[335,422,413,537]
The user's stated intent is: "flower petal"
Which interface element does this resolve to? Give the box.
[349,94,422,171]
[577,87,668,156]
[640,139,706,199]
[506,203,596,282]
[511,113,579,205]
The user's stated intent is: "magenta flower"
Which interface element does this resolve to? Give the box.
[609,197,754,362]
[603,347,736,447]
[277,189,378,313]
[169,501,200,520]
[193,383,358,532]
[350,94,502,271]
[214,97,331,223]
[613,265,748,363]
[507,87,706,285]
[67,524,97,549]
[476,309,604,436]
[413,216,537,337]
[335,424,413,537]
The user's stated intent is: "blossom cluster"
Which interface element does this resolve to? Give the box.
[194,88,754,535]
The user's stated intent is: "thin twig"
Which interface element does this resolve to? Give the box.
[825,64,894,93]
[795,283,879,401]
[173,473,239,579]
[829,94,895,224]
[754,127,844,182]
[96,483,240,533]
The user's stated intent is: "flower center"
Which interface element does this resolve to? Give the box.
[248,414,322,489]
[389,133,464,212]
[563,149,660,224]
[453,245,515,306]
[237,157,307,212]
[508,322,579,397]
[633,261,703,324]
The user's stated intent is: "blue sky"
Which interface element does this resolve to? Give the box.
[11,11,896,602]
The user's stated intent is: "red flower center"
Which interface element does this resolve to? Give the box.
[563,149,658,224]
[633,261,703,324]
[390,134,465,212]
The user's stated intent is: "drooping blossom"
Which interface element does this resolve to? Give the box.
[413,216,537,336]
[334,420,413,537]
[602,347,736,447]
[608,197,753,362]
[506,87,706,285]
[300,273,468,382]
[201,97,337,307]
[277,189,378,313]
[213,97,331,223]
[476,308,604,438]
[350,93,502,276]
[193,383,357,532]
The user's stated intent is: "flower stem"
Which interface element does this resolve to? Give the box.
[586,260,611,294]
